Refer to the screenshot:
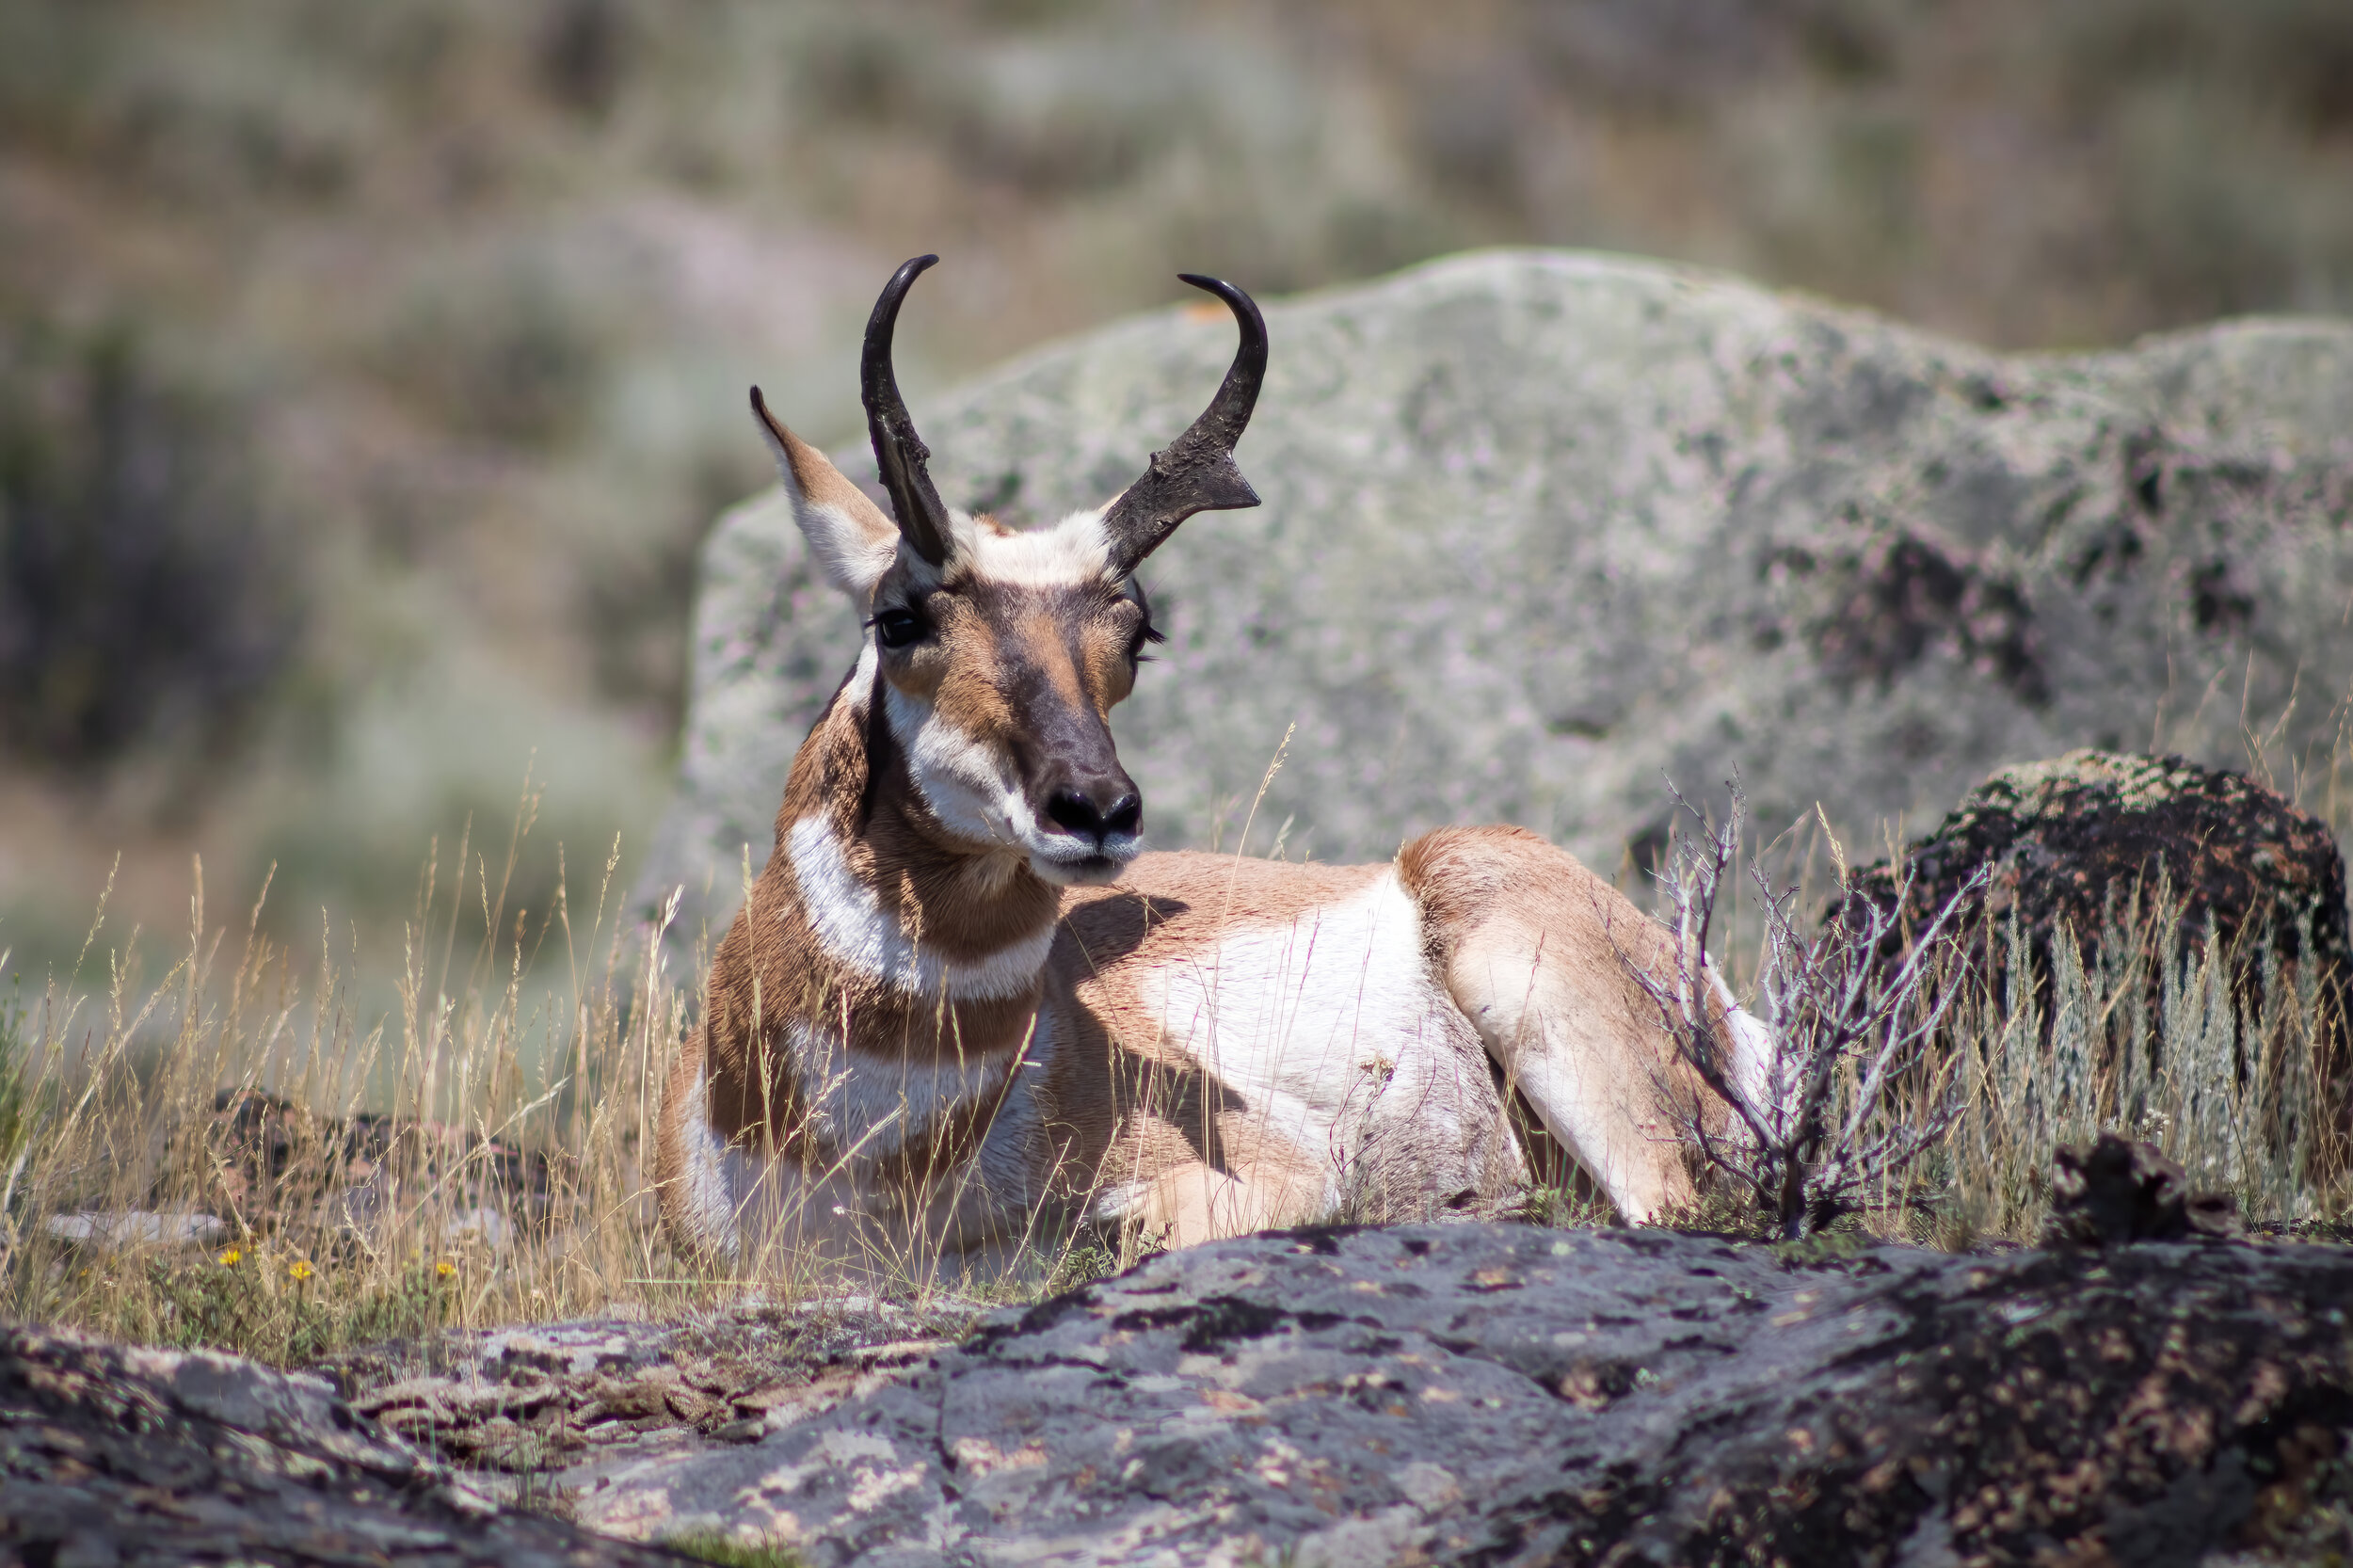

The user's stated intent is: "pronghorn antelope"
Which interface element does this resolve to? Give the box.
[657,256,1769,1273]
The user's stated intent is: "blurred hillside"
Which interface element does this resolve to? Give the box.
[2,0,2351,983]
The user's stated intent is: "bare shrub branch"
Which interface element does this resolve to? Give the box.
[1627,776,1987,1239]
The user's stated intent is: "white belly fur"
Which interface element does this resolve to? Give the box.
[705,1019,1065,1277]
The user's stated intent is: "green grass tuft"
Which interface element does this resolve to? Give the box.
[661,1532,808,1568]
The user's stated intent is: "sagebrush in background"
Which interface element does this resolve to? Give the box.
[0,323,301,780]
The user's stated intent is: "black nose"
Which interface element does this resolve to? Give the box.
[1045,783,1143,844]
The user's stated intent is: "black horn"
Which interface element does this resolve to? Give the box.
[862,254,956,568]
[1100,274,1266,576]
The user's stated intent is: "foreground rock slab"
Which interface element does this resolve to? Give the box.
[0,1325,696,1567]
[579,1224,2353,1567]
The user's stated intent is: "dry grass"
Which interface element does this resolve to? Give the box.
[0,792,1159,1366]
[2,766,2347,1368]
[1936,888,2349,1245]
[1642,787,2353,1246]
[0,800,697,1365]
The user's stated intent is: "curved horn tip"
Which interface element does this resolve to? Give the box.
[1176,273,1263,324]
[861,256,956,569]
[864,257,944,353]
[883,254,941,300]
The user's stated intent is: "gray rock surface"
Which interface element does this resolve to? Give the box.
[641,248,2353,945]
[0,1324,698,1566]
[571,1223,2353,1566]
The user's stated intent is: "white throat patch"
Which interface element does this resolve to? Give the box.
[787,816,1056,1000]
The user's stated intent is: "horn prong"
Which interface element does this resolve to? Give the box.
[862,254,955,568]
[1101,274,1267,577]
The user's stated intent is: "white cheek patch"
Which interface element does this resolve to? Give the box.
[787,816,1056,1000]
[881,681,1039,850]
[879,682,1141,883]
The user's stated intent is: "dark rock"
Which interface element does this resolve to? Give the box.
[2041,1132,2245,1246]
[0,1324,696,1567]
[1836,748,2350,1042]
[569,1223,2353,1565]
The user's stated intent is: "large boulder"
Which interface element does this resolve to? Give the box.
[641,249,2353,944]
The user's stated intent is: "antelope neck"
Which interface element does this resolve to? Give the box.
[788,786,1064,1010]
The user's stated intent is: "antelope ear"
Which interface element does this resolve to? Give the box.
[751,387,898,602]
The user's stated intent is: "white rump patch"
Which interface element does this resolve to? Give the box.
[788,816,1056,1000]
[1710,967,1774,1113]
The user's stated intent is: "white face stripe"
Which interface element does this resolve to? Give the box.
[787,816,1056,1000]
[879,681,1142,885]
[842,639,878,715]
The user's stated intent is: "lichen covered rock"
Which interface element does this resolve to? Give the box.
[1844,751,2348,968]
[571,1223,2353,1566]
[1838,750,2349,1069]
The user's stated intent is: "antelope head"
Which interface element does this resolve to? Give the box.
[753,255,1266,887]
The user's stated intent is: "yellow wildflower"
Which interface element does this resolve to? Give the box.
[287,1258,314,1282]
[216,1247,242,1267]
[435,1258,457,1278]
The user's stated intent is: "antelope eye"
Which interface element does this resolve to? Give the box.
[874,608,925,649]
